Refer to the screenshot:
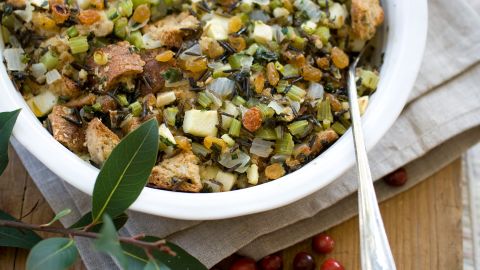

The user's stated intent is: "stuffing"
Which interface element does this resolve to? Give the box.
[310,129,339,155]
[148,151,202,192]
[47,105,86,153]
[142,12,200,48]
[48,76,81,99]
[351,0,384,40]
[85,118,120,165]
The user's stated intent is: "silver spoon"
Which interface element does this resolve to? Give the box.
[347,47,397,270]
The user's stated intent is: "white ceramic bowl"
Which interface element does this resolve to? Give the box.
[0,0,428,220]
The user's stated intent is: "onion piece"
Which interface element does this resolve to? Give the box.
[14,3,34,22]
[208,78,235,99]
[308,82,324,100]
[267,101,285,115]
[46,69,62,84]
[179,43,202,60]
[3,48,27,71]
[250,138,274,158]
[31,63,47,83]
[142,33,162,49]
[293,0,322,23]
[218,150,250,173]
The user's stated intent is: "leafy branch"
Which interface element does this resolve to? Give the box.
[0,111,207,270]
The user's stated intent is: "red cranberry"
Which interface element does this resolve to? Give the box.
[259,254,283,270]
[312,233,335,254]
[293,252,315,270]
[320,258,344,270]
[383,168,408,187]
[229,257,258,270]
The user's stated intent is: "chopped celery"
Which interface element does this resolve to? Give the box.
[116,94,129,106]
[198,92,212,108]
[246,43,259,56]
[68,36,89,54]
[287,120,309,136]
[276,80,289,93]
[127,31,144,49]
[66,26,78,38]
[40,51,59,70]
[229,118,241,137]
[118,0,133,17]
[359,69,380,90]
[129,101,142,116]
[114,17,128,39]
[275,132,294,155]
[275,126,284,140]
[232,95,246,106]
[315,26,331,45]
[316,99,333,122]
[106,7,120,21]
[256,103,275,119]
[331,121,347,135]
[280,64,299,77]
[256,127,277,141]
[164,107,179,126]
[286,85,306,102]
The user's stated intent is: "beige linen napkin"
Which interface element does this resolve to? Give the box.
[10,0,480,268]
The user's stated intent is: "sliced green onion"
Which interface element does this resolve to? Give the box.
[229,118,241,137]
[116,94,129,106]
[114,17,128,39]
[286,85,306,102]
[68,36,89,54]
[255,127,277,141]
[192,142,211,157]
[40,51,59,70]
[66,26,78,38]
[275,132,294,155]
[331,121,347,135]
[118,0,133,17]
[316,99,333,122]
[246,43,259,56]
[92,103,102,111]
[197,92,212,108]
[287,120,309,136]
[127,31,144,49]
[164,107,178,126]
[129,101,142,116]
[93,51,108,65]
[232,96,246,106]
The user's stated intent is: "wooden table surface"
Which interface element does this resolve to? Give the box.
[0,148,463,270]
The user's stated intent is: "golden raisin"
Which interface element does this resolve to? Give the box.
[155,50,175,62]
[228,36,246,52]
[253,72,265,94]
[316,57,330,70]
[132,4,150,24]
[78,9,101,25]
[51,4,70,24]
[199,37,225,59]
[185,57,208,73]
[228,16,243,34]
[242,107,263,132]
[204,136,229,152]
[265,163,286,180]
[89,0,104,9]
[32,13,57,30]
[301,65,322,82]
[175,136,192,151]
[282,0,294,12]
[289,54,306,67]
[266,62,280,86]
[331,47,350,69]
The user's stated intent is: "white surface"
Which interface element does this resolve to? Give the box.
[0,0,428,220]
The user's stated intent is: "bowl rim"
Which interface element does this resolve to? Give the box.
[0,0,428,220]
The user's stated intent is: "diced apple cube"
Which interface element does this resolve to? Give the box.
[215,171,237,191]
[183,110,218,137]
[156,91,176,107]
[26,91,58,117]
[205,15,230,40]
[253,21,273,44]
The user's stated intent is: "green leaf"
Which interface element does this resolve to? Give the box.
[94,215,128,270]
[92,118,159,223]
[26,238,78,270]
[122,236,207,270]
[69,212,128,232]
[41,208,72,227]
[0,210,42,249]
[144,259,170,270]
[0,109,20,175]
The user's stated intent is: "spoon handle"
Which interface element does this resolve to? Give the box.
[348,63,396,270]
